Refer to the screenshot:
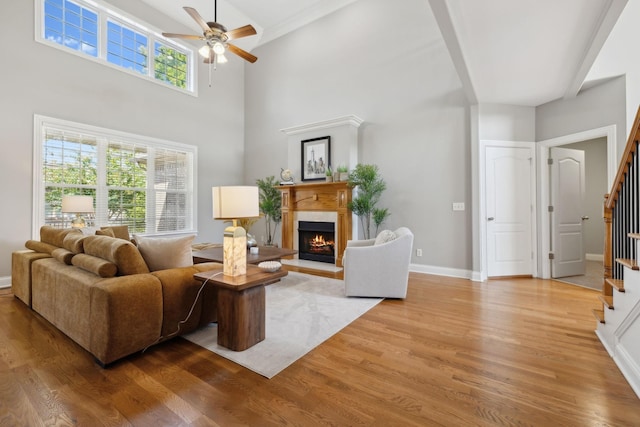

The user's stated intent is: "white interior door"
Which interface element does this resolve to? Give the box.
[485,146,533,277]
[550,147,586,278]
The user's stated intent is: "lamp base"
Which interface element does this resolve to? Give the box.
[71,215,86,229]
[223,225,247,276]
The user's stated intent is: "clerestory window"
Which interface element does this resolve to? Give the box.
[37,0,196,94]
[34,115,197,236]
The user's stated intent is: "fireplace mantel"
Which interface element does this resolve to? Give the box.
[278,181,352,267]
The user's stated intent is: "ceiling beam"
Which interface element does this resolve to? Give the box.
[428,0,478,105]
[563,0,628,99]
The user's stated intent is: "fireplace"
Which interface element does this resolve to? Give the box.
[298,221,335,264]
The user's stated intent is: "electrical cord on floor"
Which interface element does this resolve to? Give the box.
[142,270,223,353]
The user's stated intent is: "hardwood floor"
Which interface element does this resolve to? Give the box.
[1,272,639,426]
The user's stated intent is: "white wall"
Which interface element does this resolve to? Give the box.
[586,0,640,137]
[243,0,472,275]
[0,0,247,281]
[478,104,536,141]
[536,76,626,162]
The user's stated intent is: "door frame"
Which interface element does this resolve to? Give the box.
[479,140,537,281]
[537,125,617,279]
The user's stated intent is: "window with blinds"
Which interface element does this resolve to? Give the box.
[35,115,196,235]
[37,0,195,93]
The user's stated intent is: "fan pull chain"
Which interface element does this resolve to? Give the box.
[208,59,212,87]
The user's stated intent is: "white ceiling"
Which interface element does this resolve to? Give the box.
[141,0,628,107]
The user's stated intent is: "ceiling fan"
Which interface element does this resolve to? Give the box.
[162,2,258,65]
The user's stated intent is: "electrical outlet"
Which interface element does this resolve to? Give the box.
[452,202,465,211]
[416,248,422,257]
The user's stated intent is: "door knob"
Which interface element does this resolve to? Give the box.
[581,216,589,220]
[487,217,495,221]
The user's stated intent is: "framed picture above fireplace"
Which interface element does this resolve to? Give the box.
[301,136,331,181]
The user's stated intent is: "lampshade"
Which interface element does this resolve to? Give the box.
[61,195,94,213]
[212,186,259,220]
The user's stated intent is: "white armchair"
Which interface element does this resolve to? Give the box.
[344,227,414,298]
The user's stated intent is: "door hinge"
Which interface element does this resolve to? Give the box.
[548,205,554,212]
[549,252,555,260]
[548,158,553,165]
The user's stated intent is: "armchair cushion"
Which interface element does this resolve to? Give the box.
[374,229,397,245]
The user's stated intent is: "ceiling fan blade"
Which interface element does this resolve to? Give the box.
[227,43,258,63]
[184,6,211,34]
[162,32,203,40]
[225,25,257,41]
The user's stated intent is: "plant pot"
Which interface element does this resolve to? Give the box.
[333,172,340,181]
[326,176,333,182]
[339,172,349,181]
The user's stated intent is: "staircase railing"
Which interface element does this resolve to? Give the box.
[603,107,640,297]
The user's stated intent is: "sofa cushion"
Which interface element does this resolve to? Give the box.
[374,229,397,245]
[134,234,195,272]
[52,248,75,265]
[25,239,59,255]
[40,226,81,247]
[83,235,149,275]
[71,253,118,278]
[100,225,130,241]
[63,232,86,254]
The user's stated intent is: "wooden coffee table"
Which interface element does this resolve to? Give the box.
[193,245,297,265]
[194,265,288,351]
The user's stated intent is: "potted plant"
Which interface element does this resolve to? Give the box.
[347,163,390,239]
[325,166,333,182]
[256,175,282,246]
[337,165,349,181]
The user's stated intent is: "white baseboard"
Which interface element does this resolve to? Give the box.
[616,345,640,400]
[409,263,473,280]
[586,253,604,262]
[0,275,11,289]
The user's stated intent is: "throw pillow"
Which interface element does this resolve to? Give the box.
[71,253,118,278]
[95,228,115,238]
[134,234,195,272]
[374,229,397,245]
[25,239,58,255]
[83,235,150,275]
[52,247,75,265]
[63,232,86,254]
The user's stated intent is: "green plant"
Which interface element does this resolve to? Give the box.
[372,207,390,236]
[256,176,282,245]
[347,164,390,239]
[326,166,333,177]
[337,165,348,173]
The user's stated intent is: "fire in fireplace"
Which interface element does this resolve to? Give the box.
[298,221,335,264]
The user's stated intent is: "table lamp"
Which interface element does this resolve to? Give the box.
[212,186,259,276]
[61,195,95,228]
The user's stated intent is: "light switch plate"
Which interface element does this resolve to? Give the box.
[452,202,465,211]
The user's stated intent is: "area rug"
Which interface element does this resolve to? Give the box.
[182,271,382,378]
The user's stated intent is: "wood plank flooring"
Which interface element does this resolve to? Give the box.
[1,271,639,426]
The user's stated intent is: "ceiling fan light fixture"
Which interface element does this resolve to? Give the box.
[213,42,225,55]
[217,53,228,64]
[198,44,211,58]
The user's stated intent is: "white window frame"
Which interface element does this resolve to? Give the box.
[33,114,198,238]
[35,0,198,96]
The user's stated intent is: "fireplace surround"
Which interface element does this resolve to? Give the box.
[278,181,352,267]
